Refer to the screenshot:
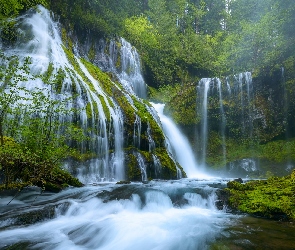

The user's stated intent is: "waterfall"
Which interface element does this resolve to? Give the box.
[152,154,162,178]
[106,38,147,98]
[0,6,126,182]
[196,73,253,167]
[135,152,147,181]
[217,78,227,164]
[133,114,141,148]
[197,78,211,166]
[151,103,208,178]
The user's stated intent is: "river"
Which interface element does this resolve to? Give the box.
[0,179,294,250]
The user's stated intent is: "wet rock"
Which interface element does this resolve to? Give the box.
[116,181,131,184]
[233,178,243,183]
[215,189,230,210]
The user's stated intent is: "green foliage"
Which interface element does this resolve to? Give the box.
[0,0,48,20]
[226,171,295,220]
[0,53,83,190]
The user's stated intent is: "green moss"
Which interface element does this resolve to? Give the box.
[98,94,110,121]
[226,171,295,220]
[85,102,93,119]
[0,167,83,193]
[42,167,83,192]
[154,148,177,179]
[81,58,118,96]
[127,153,142,181]
[0,20,18,43]
[61,27,73,50]
[53,68,66,93]
[43,62,54,84]
[88,43,96,61]
[132,97,165,147]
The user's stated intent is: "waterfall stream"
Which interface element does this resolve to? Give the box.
[196,73,254,168]
[151,103,209,178]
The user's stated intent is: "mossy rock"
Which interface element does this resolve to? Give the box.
[43,167,83,192]
[226,173,295,220]
[116,180,131,184]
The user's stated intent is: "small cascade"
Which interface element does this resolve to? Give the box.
[196,72,254,167]
[102,38,147,98]
[133,114,142,148]
[152,154,162,178]
[216,78,227,164]
[146,122,156,152]
[197,78,211,166]
[135,152,147,181]
[232,72,253,136]
[151,103,208,178]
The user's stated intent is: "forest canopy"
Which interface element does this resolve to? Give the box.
[1,0,295,87]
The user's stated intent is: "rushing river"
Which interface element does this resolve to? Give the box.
[0,179,294,250]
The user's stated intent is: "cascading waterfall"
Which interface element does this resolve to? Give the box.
[135,152,147,182]
[133,114,141,148]
[0,6,127,182]
[151,103,208,178]
[152,154,162,178]
[196,72,254,167]
[106,38,147,98]
[216,78,227,164]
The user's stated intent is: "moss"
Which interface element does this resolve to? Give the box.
[127,153,142,181]
[132,97,165,147]
[116,180,131,184]
[53,68,66,93]
[61,27,73,50]
[88,43,96,61]
[0,167,83,193]
[226,171,295,220]
[85,102,93,119]
[42,167,83,192]
[81,58,118,96]
[166,83,199,125]
[98,94,110,121]
[0,20,18,44]
[154,148,177,179]
[42,62,54,84]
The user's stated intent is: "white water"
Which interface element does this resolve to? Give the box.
[0,179,234,250]
[107,38,147,98]
[151,103,209,178]
[197,78,211,166]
